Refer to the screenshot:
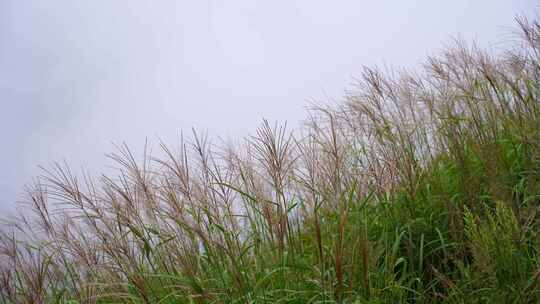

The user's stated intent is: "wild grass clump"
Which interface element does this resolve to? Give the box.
[1,17,540,303]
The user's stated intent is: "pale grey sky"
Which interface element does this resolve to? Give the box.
[0,1,537,211]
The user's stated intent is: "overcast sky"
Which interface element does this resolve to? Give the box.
[0,1,537,212]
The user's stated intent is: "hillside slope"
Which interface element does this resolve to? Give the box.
[2,17,540,304]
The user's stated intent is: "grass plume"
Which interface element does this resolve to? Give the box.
[2,16,540,303]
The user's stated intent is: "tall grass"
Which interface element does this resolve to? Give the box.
[1,17,540,303]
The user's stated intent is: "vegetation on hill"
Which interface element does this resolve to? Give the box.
[2,17,540,303]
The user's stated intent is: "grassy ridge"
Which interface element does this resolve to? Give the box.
[2,17,540,303]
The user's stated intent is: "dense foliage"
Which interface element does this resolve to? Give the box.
[2,17,540,303]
